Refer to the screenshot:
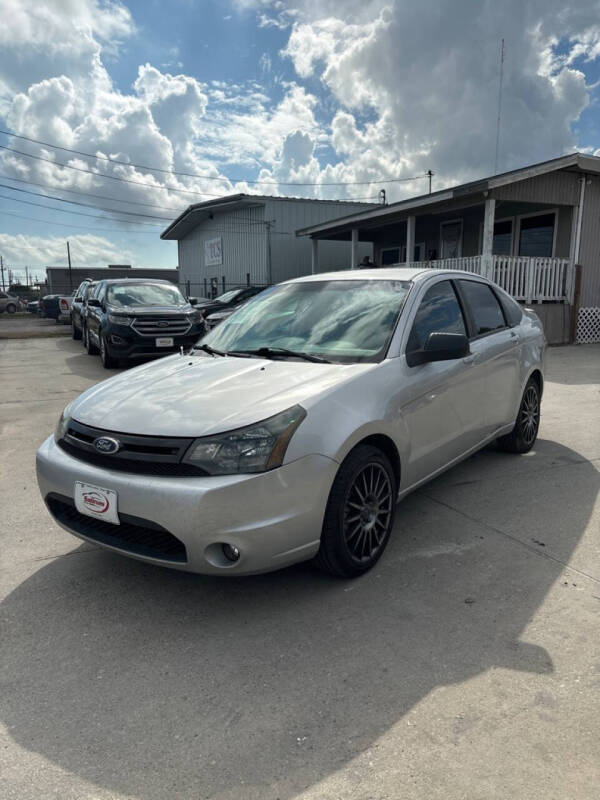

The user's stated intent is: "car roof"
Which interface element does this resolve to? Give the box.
[98,278,175,286]
[287,267,429,284]
[286,267,491,284]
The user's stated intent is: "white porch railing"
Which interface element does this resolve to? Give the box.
[399,255,573,304]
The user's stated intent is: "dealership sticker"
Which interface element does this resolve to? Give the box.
[74,481,120,525]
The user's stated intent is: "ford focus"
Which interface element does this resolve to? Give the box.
[36,268,545,577]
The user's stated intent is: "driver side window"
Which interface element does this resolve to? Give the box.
[407,280,466,353]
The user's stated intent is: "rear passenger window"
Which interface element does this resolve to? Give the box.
[496,290,523,327]
[407,280,466,352]
[459,280,506,336]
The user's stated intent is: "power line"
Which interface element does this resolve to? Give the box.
[0,193,163,226]
[0,182,174,221]
[0,208,161,234]
[0,172,189,213]
[0,128,430,187]
[0,145,224,198]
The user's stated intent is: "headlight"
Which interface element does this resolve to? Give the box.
[108,314,133,326]
[183,405,306,475]
[55,406,71,442]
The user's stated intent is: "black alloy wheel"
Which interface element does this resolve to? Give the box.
[315,444,397,577]
[498,378,541,454]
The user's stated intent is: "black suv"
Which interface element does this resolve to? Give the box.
[71,278,95,340]
[84,279,206,368]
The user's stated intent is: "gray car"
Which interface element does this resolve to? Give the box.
[0,291,19,313]
[37,268,545,577]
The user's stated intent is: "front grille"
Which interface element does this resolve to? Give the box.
[131,316,192,337]
[46,493,187,562]
[58,419,208,477]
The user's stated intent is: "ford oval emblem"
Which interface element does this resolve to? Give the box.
[93,436,121,455]
[156,320,169,327]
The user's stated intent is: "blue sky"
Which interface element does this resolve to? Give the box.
[0,0,599,282]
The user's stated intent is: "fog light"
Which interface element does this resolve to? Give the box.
[110,334,126,345]
[222,543,240,562]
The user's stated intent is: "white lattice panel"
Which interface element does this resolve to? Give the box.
[576,307,600,343]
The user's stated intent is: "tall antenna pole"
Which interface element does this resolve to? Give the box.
[66,240,72,291]
[0,255,4,291]
[494,38,505,174]
[427,170,434,194]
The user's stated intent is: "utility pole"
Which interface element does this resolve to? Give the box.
[494,38,505,174]
[66,240,72,291]
[427,170,434,194]
[25,266,29,287]
[0,255,4,291]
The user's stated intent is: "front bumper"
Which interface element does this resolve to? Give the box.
[105,329,203,360]
[36,435,338,575]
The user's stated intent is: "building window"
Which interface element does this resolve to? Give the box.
[518,213,555,257]
[492,220,513,254]
[440,220,463,259]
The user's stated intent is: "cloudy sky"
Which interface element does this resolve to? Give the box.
[1,0,600,280]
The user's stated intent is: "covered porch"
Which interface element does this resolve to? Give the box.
[306,194,578,305]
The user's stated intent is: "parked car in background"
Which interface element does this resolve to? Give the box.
[84,278,206,368]
[196,286,264,319]
[40,292,74,322]
[38,268,545,578]
[70,278,95,340]
[204,287,267,330]
[0,291,19,313]
[27,300,40,314]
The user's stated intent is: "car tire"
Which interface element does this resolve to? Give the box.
[497,378,541,454]
[72,321,82,340]
[314,444,397,578]
[99,334,118,369]
[84,326,99,355]
[6,303,16,314]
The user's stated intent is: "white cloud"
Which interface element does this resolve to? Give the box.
[0,232,134,267]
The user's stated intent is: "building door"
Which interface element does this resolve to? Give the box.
[440,220,463,259]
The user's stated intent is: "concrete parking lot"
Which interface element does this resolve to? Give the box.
[1,336,599,800]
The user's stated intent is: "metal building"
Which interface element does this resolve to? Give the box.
[160,194,375,297]
[45,266,179,294]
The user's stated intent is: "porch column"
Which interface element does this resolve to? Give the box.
[311,238,319,274]
[405,215,416,264]
[351,228,359,269]
[481,197,496,278]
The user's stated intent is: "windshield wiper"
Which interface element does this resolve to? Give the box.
[193,343,228,357]
[228,347,331,364]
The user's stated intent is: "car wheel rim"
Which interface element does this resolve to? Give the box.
[343,463,393,562]
[520,386,539,445]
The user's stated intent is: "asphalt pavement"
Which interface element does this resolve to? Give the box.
[1,337,599,800]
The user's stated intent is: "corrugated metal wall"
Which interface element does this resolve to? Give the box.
[578,178,600,308]
[178,199,373,290]
[265,199,372,282]
[178,205,267,292]
[492,171,580,205]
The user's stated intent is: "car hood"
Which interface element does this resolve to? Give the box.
[106,304,195,315]
[69,353,373,437]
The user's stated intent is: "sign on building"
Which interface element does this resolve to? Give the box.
[204,237,223,267]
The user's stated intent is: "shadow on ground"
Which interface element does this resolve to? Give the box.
[1,440,597,799]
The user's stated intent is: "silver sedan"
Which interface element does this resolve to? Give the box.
[37,268,545,577]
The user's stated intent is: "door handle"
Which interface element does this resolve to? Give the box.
[510,331,521,343]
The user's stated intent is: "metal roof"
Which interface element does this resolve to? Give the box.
[160,193,377,240]
[296,152,600,238]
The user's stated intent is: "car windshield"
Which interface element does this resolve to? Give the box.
[215,289,243,304]
[202,279,411,363]
[106,283,186,307]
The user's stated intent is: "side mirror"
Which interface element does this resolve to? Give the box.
[188,297,198,306]
[406,332,470,367]
[74,296,83,302]
[87,298,101,308]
